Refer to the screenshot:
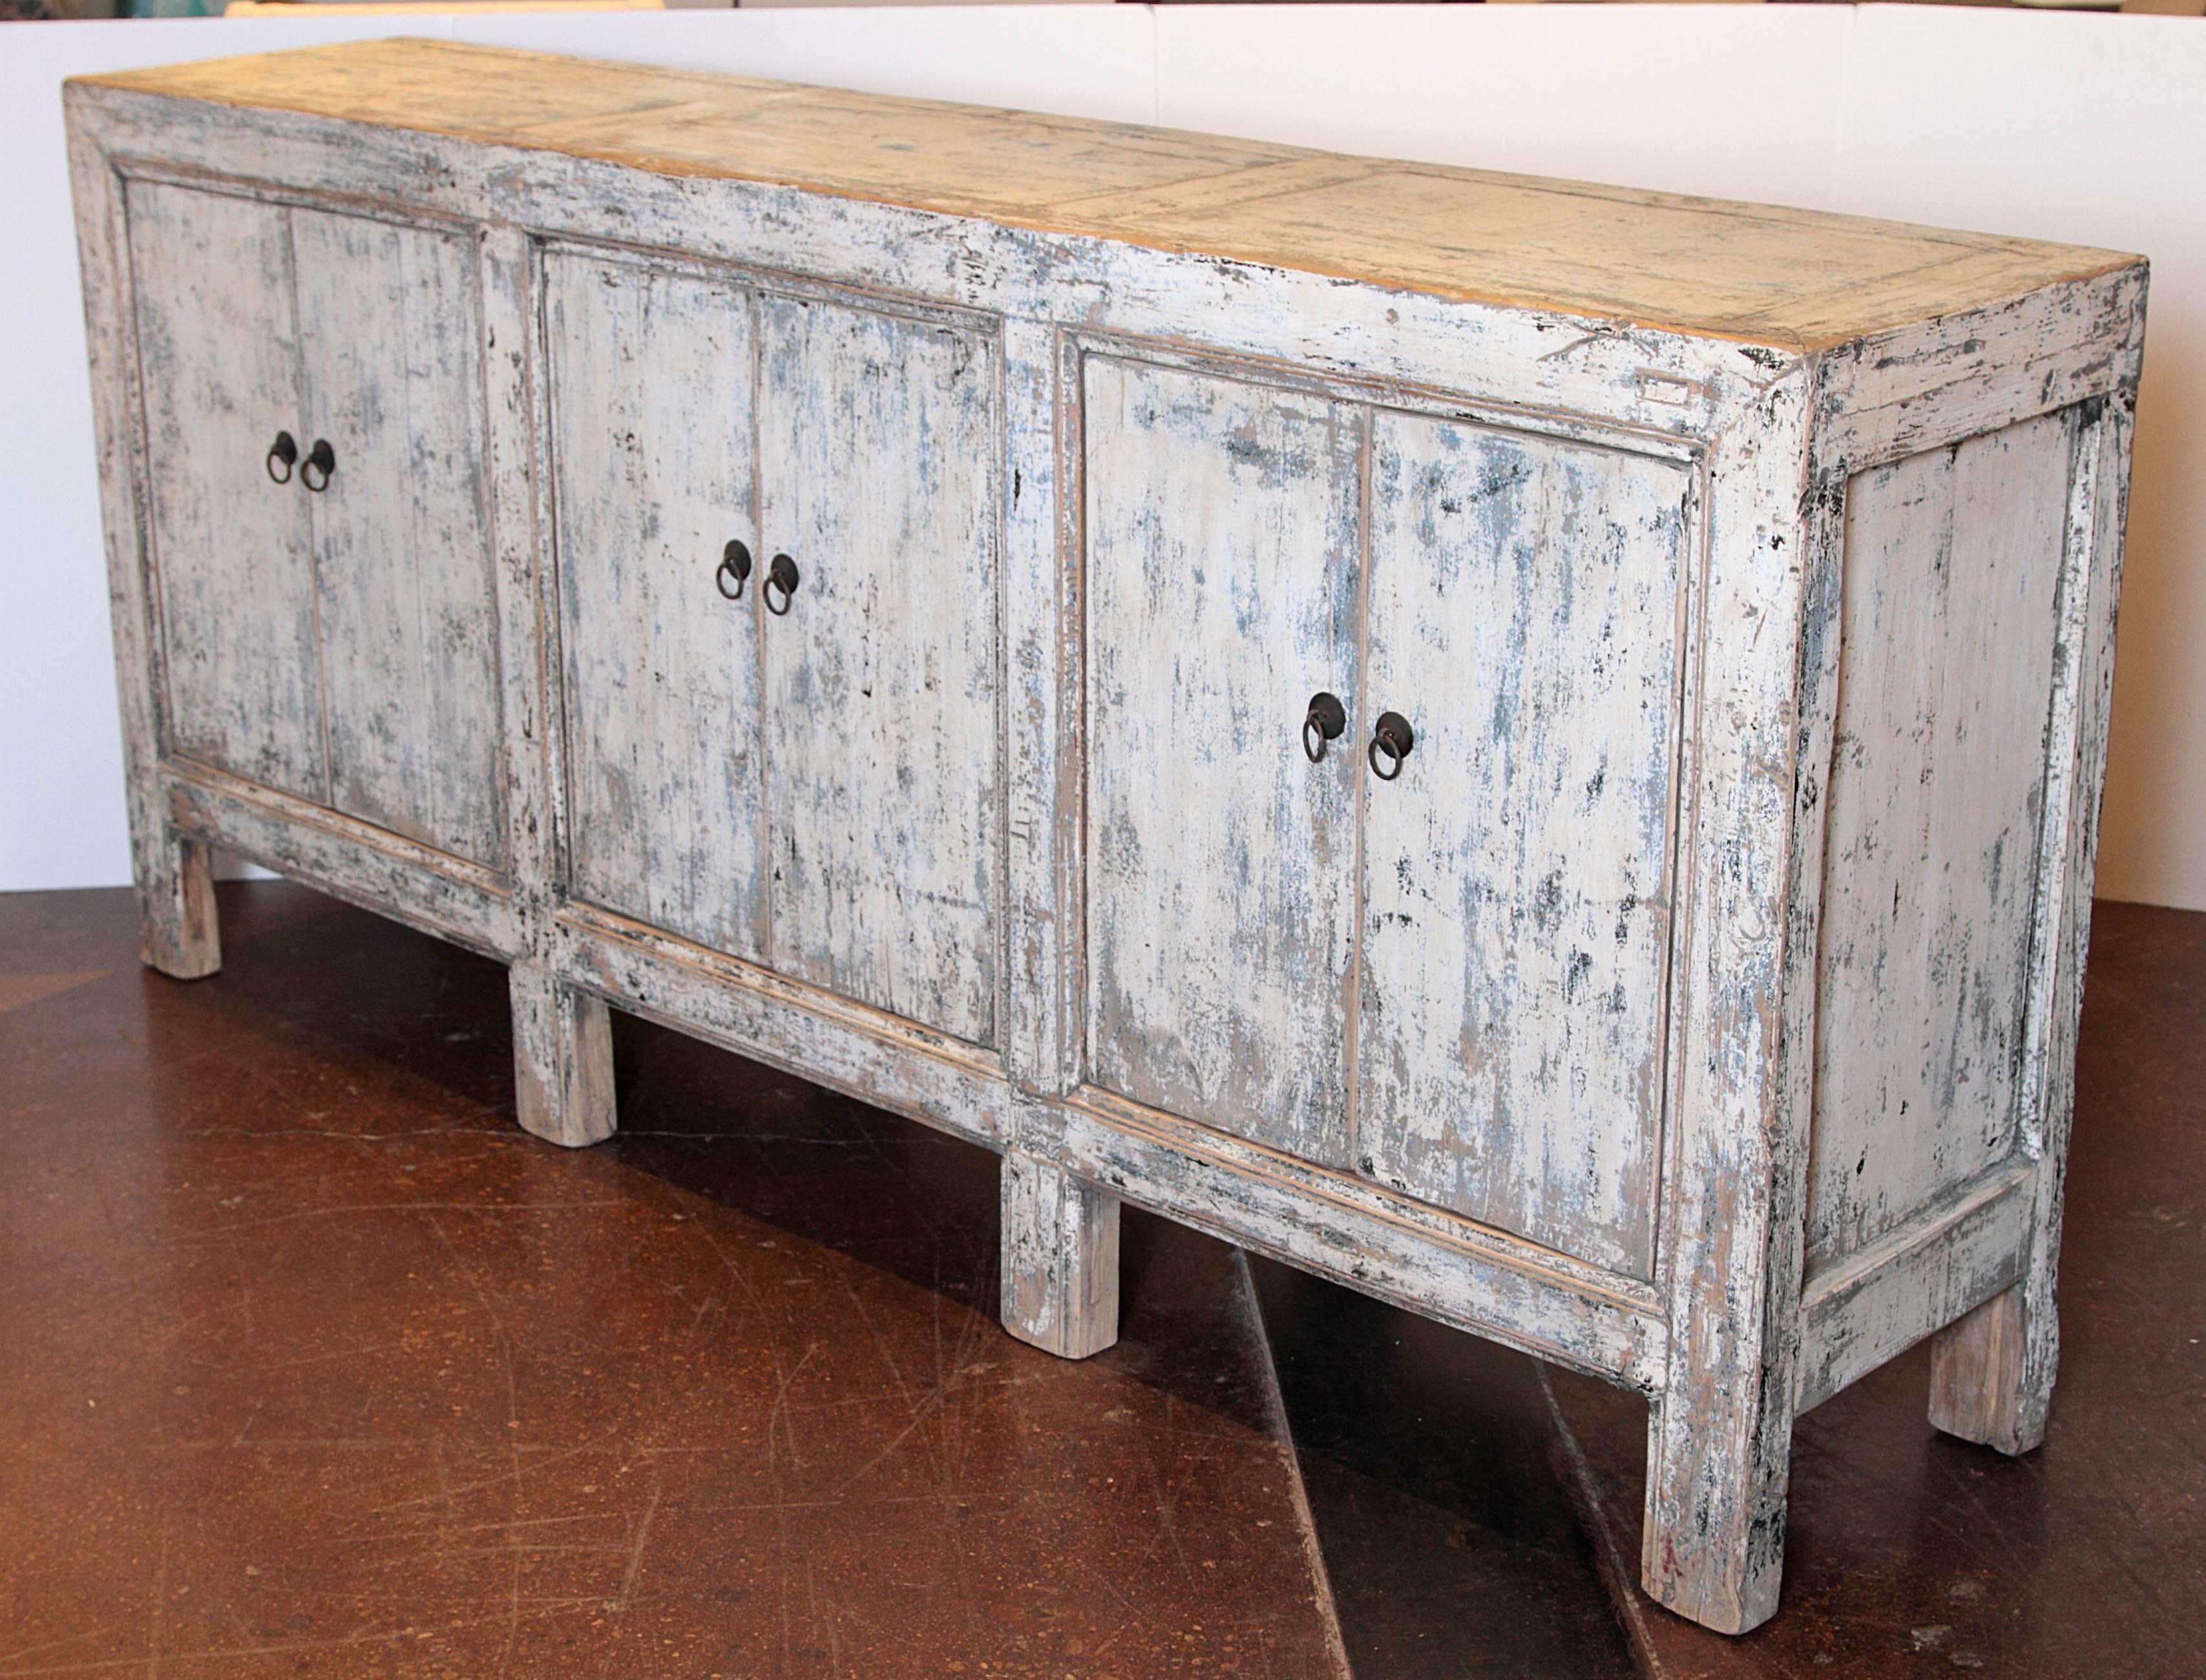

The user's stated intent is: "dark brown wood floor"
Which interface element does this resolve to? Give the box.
[1,883,2198,1678]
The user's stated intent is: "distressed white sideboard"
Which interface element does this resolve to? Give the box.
[67,40,2146,1634]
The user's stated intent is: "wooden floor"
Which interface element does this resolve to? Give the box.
[2,881,2198,1678]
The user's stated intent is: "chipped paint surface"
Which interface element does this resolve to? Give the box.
[128,179,503,865]
[545,250,770,962]
[127,180,324,803]
[1083,355,1362,1168]
[1809,411,2075,1274]
[757,293,1000,1047]
[1360,415,1689,1279]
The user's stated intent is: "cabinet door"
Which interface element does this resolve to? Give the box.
[1082,357,1363,1167]
[545,253,767,961]
[1358,414,1688,1277]
[293,209,505,867]
[757,295,998,1044]
[127,180,324,801]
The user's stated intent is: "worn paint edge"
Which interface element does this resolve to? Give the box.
[551,899,1006,1078]
[1061,1092,1667,1391]
[165,766,517,960]
[1795,1159,2035,1412]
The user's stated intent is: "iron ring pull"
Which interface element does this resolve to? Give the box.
[1368,711,1416,781]
[763,552,800,617]
[300,439,336,493]
[1303,691,1347,763]
[715,539,753,601]
[265,431,298,485]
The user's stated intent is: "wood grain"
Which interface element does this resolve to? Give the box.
[1000,1149,1120,1360]
[1809,410,2074,1274]
[76,38,2134,351]
[510,960,616,1148]
[127,179,324,803]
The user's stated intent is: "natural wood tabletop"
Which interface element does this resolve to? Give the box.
[77,36,2138,351]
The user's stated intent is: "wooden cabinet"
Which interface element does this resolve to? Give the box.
[125,178,503,868]
[69,40,2148,1637]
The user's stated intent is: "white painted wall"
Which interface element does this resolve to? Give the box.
[5,5,2201,905]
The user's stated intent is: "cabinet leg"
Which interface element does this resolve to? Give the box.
[1642,1381,1793,1635]
[999,1150,1119,1360]
[1928,1283,2050,1455]
[508,963,616,1148]
[138,833,220,980]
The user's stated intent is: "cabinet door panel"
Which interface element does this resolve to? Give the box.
[294,209,504,867]
[757,296,998,1044]
[1359,414,1687,1277]
[546,253,767,962]
[127,181,323,800]
[1083,357,1363,1166]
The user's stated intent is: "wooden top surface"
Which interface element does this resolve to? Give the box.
[77,37,2138,352]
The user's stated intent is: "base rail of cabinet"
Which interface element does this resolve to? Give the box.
[1795,1160,2037,1414]
[543,905,1013,1153]
[163,762,517,961]
[1058,1089,1670,1394]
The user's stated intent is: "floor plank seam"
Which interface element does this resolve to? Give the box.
[1236,1246,1358,1680]
[1540,1363,1670,1680]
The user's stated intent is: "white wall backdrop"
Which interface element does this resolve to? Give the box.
[5,5,2202,905]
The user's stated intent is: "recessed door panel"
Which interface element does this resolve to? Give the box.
[295,207,504,867]
[127,180,323,801]
[1358,412,1688,1277]
[547,251,767,961]
[756,295,999,1044]
[1082,356,1363,1167]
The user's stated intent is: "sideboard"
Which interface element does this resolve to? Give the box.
[66,39,2146,1634]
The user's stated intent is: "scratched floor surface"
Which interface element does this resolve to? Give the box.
[4,883,2201,1679]
[0,883,1343,1679]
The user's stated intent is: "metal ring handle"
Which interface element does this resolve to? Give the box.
[265,431,297,485]
[1303,691,1347,763]
[764,552,799,617]
[1368,711,1415,781]
[301,439,335,493]
[715,539,753,601]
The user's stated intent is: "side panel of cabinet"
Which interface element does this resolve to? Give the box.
[1807,410,2075,1272]
[544,251,768,963]
[1082,357,1363,1168]
[294,208,505,868]
[1358,414,1688,1279]
[125,180,324,801]
[756,295,1000,1044]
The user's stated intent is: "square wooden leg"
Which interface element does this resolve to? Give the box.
[508,963,616,1148]
[138,832,220,980]
[1642,1368,1794,1635]
[999,1150,1119,1360]
[1929,1283,2052,1455]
